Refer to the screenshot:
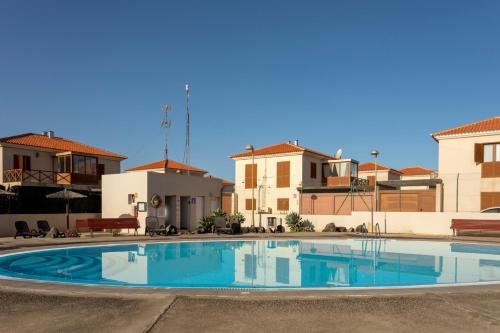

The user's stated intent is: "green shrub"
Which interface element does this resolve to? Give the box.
[211,208,227,217]
[198,216,214,233]
[230,212,246,224]
[285,212,315,232]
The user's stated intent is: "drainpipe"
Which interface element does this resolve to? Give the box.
[456,173,460,212]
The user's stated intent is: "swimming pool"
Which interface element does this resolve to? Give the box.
[1,239,500,289]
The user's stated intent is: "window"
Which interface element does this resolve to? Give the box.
[322,163,330,178]
[276,161,290,188]
[57,155,71,173]
[331,162,348,177]
[73,155,98,175]
[276,257,290,284]
[245,164,257,189]
[351,162,358,178]
[496,144,500,161]
[484,144,494,162]
[244,254,257,279]
[13,155,20,169]
[310,162,317,179]
[277,198,289,211]
[22,156,31,170]
[73,155,86,174]
[13,155,31,170]
[245,198,256,210]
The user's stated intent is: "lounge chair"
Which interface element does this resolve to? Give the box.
[212,217,234,234]
[14,221,40,239]
[145,216,177,237]
[37,220,65,238]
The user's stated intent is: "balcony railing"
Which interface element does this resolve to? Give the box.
[3,169,98,186]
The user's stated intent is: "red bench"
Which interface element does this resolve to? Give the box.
[451,219,500,236]
[76,218,139,237]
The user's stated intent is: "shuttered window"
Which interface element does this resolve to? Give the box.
[310,162,317,179]
[245,164,257,189]
[474,143,484,163]
[277,198,289,211]
[245,198,256,210]
[276,161,290,188]
[481,192,500,210]
[13,155,20,169]
[22,156,31,171]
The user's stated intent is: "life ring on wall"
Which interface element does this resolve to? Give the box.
[150,194,162,208]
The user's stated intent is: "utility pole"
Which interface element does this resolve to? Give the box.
[183,83,191,175]
[161,104,172,173]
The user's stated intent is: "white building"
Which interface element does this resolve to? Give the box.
[230,141,334,227]
[432,116,500,212]
[102,159,225,233]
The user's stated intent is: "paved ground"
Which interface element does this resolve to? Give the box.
[1,233,500,333]
[1,288,500,333]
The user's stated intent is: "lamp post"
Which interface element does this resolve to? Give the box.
[245,144,255,228]
[370,149,379,233]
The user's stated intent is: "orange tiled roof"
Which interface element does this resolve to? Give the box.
[432,116,500,138]
[359,162,401,173]
[205,175,234,185]
[126,159,208,173]
[0,133,126,159]
[230,142,333,159]
[399,166,435,176]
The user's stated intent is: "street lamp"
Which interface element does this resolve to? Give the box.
[370,149,379,233]
[245,144,255,228]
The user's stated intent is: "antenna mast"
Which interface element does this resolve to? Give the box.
[161,103,172,173]
[183,83,191,175]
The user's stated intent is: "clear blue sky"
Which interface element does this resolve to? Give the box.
[1,1,499,180]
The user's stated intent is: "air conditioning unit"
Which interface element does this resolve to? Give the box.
[258,207,272,214]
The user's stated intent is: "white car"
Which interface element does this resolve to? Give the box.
[480,207,500,213]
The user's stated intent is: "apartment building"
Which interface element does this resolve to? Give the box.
[0,131,126,189]
[432,116,500,212]
[230,141,334,225]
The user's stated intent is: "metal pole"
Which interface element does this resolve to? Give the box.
[251,151,255,228]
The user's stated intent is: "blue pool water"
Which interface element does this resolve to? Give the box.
[1,239,500,288]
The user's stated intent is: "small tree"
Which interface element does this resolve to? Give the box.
[211,208,227,217]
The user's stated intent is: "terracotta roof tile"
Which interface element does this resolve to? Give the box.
[126,159,208,173]
[0,133,126,159]
[359,162,401,174]
[399,166,435,176]
[230,142,333,159]
[205,175,234,185]
[432,116,500,138]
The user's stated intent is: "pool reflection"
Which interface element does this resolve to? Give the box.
[97,239,500,288]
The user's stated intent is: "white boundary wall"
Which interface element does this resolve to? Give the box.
[302,212,500,236]
[0,213,100,237]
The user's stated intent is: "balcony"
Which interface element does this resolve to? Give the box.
[3,169,99,186]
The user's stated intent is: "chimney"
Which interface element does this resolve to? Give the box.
[47,131,55,139]
[294,139,299,146]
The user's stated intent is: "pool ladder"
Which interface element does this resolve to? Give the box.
[360,222,381,238]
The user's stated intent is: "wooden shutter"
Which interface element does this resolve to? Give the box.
[475,143,484,163]
[13,155,20,169]
[277,198,289,211]
[245,164,257,189]
[23,156,31,171]
[276,161,290,188]
[245,198,256,210]
[367,176,375,185]
[310,162,317,179]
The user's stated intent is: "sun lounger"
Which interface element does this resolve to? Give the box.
[145,216,177,237]
[37,220,65,238]
[14,221,40,239]
[212,217,236,234]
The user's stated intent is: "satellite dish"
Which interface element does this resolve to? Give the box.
[335,149,343,159]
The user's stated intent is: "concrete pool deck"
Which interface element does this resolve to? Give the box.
[1,233,500,332]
